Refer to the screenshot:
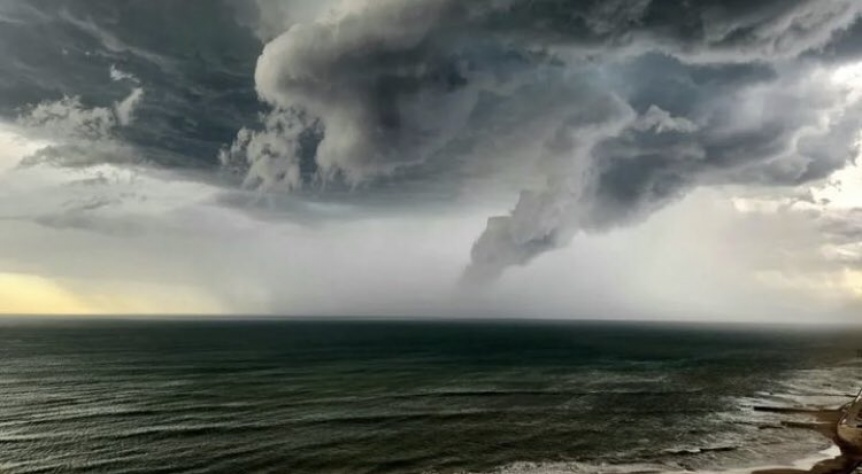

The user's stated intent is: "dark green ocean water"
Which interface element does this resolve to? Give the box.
[0,320,860,474]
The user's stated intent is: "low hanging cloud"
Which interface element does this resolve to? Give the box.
[223,0,862,284]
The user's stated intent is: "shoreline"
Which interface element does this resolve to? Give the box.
[699,406,855,474]
[473,407,858,474]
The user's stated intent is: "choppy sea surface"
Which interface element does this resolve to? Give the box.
[0,319,860,474]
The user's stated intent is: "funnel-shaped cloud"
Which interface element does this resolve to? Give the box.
[222,0,862,282]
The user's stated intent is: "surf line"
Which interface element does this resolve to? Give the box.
[752,387,862,474]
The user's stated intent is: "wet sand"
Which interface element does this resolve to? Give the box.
[752,407,859,474]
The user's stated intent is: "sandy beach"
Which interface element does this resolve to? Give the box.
[752,406,859,474]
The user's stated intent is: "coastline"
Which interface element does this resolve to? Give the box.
[464,407,857,474]
[751,407,857,474]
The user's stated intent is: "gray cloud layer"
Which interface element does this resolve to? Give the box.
[3,1,862,318]
[221,0,862,283]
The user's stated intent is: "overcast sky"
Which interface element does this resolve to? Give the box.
[2,0,862,322]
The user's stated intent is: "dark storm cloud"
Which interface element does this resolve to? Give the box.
[0,0,262,166]
[220,0,862,282]
[492,0,861,59]
[3,1,862,283]
[241,0,862,187]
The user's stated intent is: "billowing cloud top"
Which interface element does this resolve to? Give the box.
[2,0,862,314]
[226,0,862,283]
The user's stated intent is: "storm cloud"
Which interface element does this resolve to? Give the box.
[220,0,862,283]
[3,0,862,317]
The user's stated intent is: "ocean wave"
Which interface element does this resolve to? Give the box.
[456,447,842,474]
[451,359,861,474]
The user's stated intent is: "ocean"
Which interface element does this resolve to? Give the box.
[0,319,859,474]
